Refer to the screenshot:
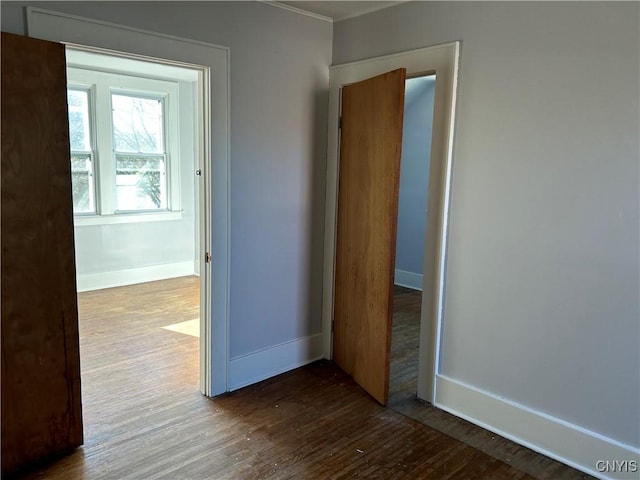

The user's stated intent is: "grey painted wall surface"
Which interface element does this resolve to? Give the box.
[335,2,640,447]
[396,76,435,277]
[2,1,332,359]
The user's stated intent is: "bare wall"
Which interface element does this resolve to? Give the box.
[1,1,332,359]
[396,76,435,279]
[334,1,640,448]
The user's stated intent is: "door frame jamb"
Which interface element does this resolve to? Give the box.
[26,6,231,397]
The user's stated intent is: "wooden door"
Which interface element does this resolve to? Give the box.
[1,32,83,475]
[333,69,406,405]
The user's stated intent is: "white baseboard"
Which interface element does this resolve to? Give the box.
[394,269,423,291]
[434,375,640,480]
[229,334,323,391]
[77,261,195,292]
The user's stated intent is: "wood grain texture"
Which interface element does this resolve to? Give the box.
[13,278,552,479]
[1,32,83,475]
[333,68,406,405]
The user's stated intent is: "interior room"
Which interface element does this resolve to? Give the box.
[2,2,638,479]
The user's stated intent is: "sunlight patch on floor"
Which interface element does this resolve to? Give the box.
[162,318,200,338]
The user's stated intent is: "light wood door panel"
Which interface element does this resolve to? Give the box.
[1,32,83,475]
[333,68,406,405]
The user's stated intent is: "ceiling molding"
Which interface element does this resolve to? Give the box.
[261,1,334,23]
[333,1,409,22]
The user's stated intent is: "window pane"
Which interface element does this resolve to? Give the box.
[115,154,167,211]
[71,154,94,213]
[112,94,164,153]
[67,89,91,151]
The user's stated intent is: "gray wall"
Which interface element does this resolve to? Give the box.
[335,2,640,447]
[2,1,332,359]
[396,76,435,277]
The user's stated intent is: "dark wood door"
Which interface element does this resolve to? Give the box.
[333,68,406,405]
[1,32,83,475]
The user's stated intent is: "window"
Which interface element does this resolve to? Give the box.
[112,92,167,211]
[66,67,180,219]
[67,88,95,213]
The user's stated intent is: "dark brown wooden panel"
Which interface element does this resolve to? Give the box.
[333,68,406,405]
[1,31,83,475]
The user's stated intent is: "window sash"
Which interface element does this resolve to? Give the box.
[70,150,97,214]
[114,152,168,212]
[67,84,97,215]
[67,87,92,152]
[110,91,166,155]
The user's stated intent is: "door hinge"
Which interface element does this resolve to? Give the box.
[331,321,335,333]
[205,252,212,263]
[338,117,342,129]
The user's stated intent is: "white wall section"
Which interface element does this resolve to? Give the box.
[395,76,435,283]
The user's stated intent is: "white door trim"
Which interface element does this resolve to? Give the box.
[323,42,460,402]
[26,7,231,396]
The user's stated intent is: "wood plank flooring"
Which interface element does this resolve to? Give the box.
[15,278,589,479]
[388,286,592,480]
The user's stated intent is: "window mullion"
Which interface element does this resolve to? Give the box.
[94,82,115,215]
[168,85,181,212]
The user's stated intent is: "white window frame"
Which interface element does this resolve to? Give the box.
[67,67,181,224]
[67,85,97,214]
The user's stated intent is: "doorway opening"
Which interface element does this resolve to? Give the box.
[27,2,232,396]
[324,42,460,405]
[388,75,436,407]
[65,46,208,408]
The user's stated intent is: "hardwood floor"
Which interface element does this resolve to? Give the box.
[388,286,592,480]
[15,279,588,479]
[389,286,423,407]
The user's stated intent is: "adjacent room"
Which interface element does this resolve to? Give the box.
[389,75,435,407]
[66,46,205,424]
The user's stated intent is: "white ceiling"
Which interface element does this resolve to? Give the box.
[275,1,406,22]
